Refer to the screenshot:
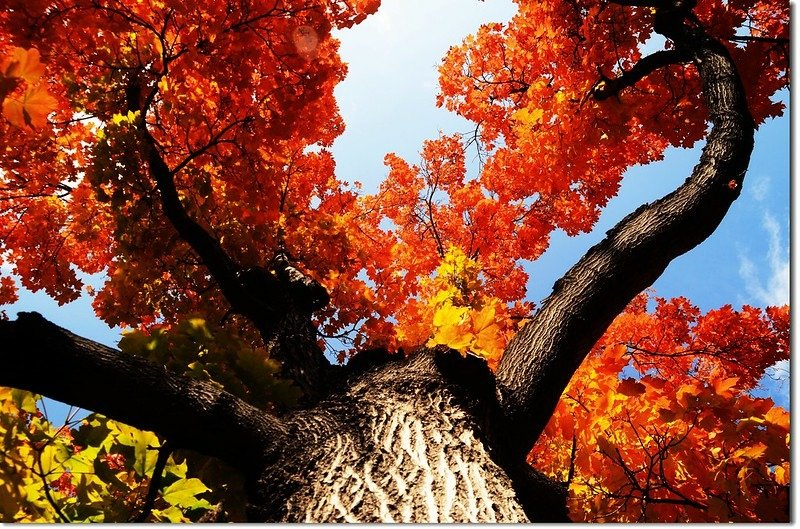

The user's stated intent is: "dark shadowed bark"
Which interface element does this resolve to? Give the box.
[0,312,288,471]
[0,1,756,522]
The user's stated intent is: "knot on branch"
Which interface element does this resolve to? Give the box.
[236,256,329,317]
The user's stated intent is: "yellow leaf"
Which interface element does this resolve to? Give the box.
[514,107,544,126]
[161,477,211,508]
[429,302,473,351]
[432,303,468,328]
[428,324,474,352]
[774,464,789,485]
[594,415,612,432]
[471,305,504,359]
[471,304,496,332]
[733,442,767,460]
[765,407,789,432]
[107,422,160,476]
[39,443,70,475]
[736,416,765,431]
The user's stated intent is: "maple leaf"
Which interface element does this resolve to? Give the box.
[2,83,57,129]
[1,47,45,83]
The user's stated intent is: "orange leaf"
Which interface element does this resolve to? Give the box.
[712,376,739,396]
[2,83,57,129]
[2,47,45,83]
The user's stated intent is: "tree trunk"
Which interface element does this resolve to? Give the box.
[250,352,536,522]
[0,314,567,522]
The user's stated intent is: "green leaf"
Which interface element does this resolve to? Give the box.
[108,422,159,477]
[161,478,211,509]
[10,390,38,414]
[62,445,100,474]
[39,443,71,475]
[151,505,189,523]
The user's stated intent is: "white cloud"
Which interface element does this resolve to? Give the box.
[738,211,789,307]
[749,173,770,202]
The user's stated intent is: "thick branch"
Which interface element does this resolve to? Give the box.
[0,312,289,471]
[495,11,754,458]
[141,128,275,328]
[133,106,330,400]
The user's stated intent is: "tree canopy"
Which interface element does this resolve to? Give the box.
[0,0,789,522]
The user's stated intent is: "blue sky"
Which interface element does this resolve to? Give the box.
[7,0,790,414]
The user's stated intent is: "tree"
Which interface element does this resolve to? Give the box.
[0,0,789,522]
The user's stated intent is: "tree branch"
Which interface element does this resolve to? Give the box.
[727,35,789,45]
[0,312,289,471]
[35,453,70,523]
[129,87,331,401]
[495,7,754,459]
[140,127,268,326]
[132,440,172,522]
[592,49,690,100]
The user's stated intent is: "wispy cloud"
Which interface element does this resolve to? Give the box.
[738,211,789,307]
[749,173,770,202]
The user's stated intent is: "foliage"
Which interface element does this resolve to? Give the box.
[119,316,301,409]
[0,0,789,522]
[0,388,213,522]
[530,295,789,521]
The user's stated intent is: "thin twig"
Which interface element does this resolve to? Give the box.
[132,440,172,522]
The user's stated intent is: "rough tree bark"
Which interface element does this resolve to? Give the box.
[0,2,754,522]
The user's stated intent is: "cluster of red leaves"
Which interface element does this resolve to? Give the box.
[0,1,379,335]
[0,0,788,355]
[531,294,789,522]
[337,0,788,354]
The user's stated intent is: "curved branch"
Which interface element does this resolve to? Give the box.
[495,10,754,458]
[0,312,289,471]
[131,91,331,400]
[592,49,691,100]
[141,128,268,324]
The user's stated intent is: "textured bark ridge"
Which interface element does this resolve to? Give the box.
[252,352,531,522]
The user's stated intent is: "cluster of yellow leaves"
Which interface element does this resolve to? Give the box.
[0,388,214,522]
[394,247,513,368]
[119,316,301,410]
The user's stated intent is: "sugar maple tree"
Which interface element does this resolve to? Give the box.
[0,0,789,522]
